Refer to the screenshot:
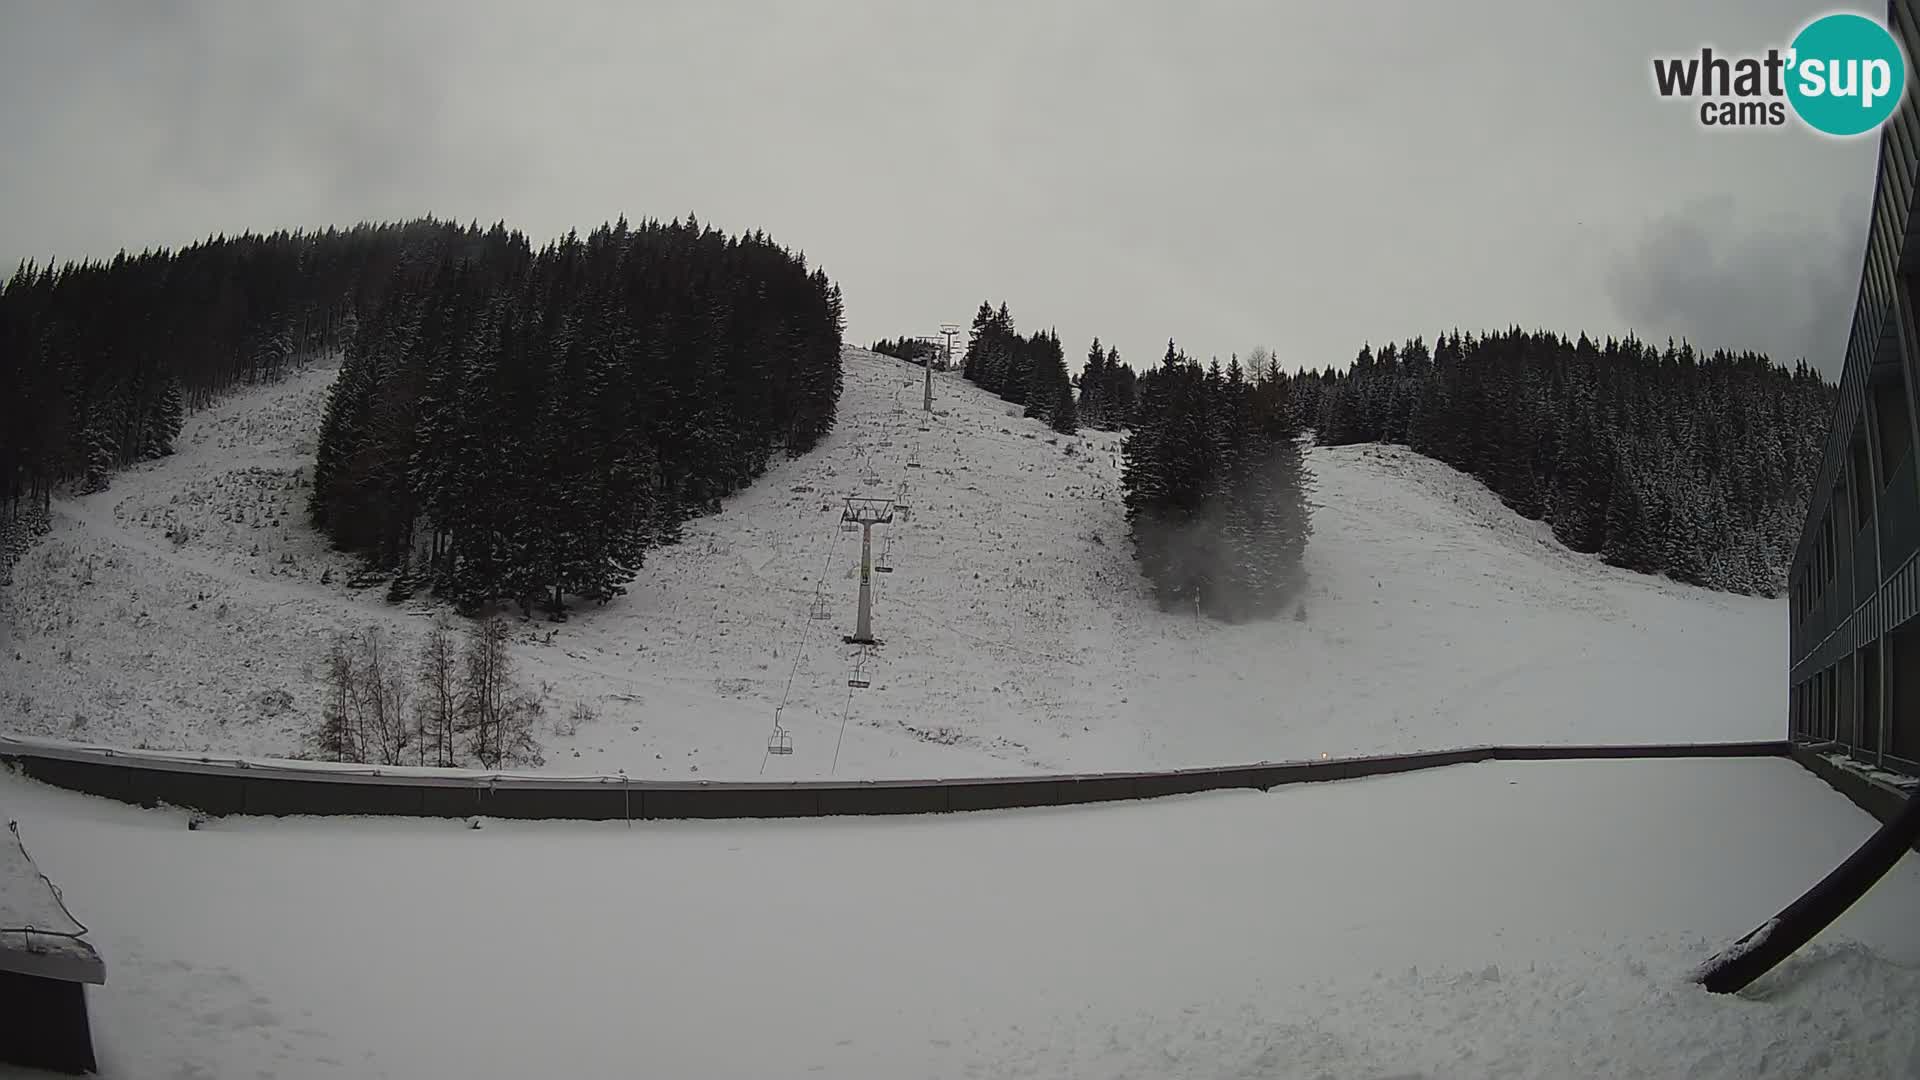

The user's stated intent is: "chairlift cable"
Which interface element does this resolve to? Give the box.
[763,503,850,763]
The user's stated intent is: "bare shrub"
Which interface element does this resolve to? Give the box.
[554,700,595,738]
[315,633,358,761]
[462,616,543,768]
[415,617,460,767]
[355,627,412,766]
[314,616,544,769]
[313,626,413,765]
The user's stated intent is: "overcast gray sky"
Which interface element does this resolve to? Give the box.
[0,0,1882,375]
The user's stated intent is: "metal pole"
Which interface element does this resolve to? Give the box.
[923,353,935,412]
[854,522,874,643]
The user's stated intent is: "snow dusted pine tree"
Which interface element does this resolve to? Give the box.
[304,216,842,614]
[1304,328,1834,596]
[1123,343,1312,619]
[1077,339,1108,428]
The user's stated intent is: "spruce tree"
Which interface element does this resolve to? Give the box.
[1078,337,1107,428]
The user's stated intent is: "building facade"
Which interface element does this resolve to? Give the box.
[1787,0,1920,774]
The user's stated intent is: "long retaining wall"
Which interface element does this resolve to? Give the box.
[1791,741,1920,852]
[0,736,1792,822]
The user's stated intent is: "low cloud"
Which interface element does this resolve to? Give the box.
[1605,192,1869,376]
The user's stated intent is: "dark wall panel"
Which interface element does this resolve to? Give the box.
[139,768,245,817]
[242,779,428,818]
[1,741,1801,823]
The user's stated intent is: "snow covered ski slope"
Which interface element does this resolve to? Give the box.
[0,347,1784,778]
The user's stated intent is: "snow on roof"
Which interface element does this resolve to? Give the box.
[0,820,103,984]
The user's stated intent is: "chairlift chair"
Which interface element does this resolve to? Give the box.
[848,648,873,688]
[767,726,793,755]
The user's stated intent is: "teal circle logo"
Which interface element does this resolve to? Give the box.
[1786,13,1907,136]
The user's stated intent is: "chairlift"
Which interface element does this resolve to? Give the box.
[808,595,829,619]
[767,726,793,755]
[847,676,871,689]
[906,453,922,469]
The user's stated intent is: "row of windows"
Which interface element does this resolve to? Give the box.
[1791,492,1843,627]
[1789,236,1920,640]
[1790,620,1920,772]
[1791,379,1920,624]
[1787,2,1920,755]
[1794,0,1919,638]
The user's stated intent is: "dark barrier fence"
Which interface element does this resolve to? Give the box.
[0,736,1793,822]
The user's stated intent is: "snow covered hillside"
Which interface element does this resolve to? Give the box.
[0,347,1784,778]
[8,757,1918,1078]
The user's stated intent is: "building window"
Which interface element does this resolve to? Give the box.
[1852,436,1874,528]
[1893,622,1918,764]
[1875,368,1914,478]
[1861,644,1882,755]
[1840,653,1857,746]
[1826,510,1837,598]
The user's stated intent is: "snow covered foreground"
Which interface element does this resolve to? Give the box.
[6,756,1917,1078]
[0,348,1783,779]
